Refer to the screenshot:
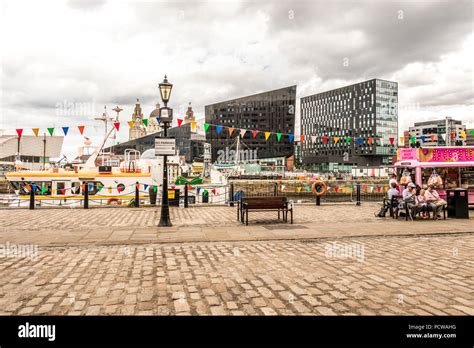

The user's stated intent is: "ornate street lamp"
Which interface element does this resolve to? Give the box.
[158,75,173,106]
[158,75,174,227]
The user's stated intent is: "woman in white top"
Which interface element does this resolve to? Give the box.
[389,173,398,187]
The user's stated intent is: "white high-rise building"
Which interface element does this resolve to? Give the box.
[408,117,466,147]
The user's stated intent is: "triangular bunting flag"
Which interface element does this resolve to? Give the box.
[334,136,340,144]
[204,123,210,132]
[460,130,466,139]
[144,184,148,191]
[345,136,351,143]
[97,185,103,192]
[389,137,394,144]
[78,126,85,135]
[128,121,134,128]
[471,130,474,136]
[300,135,305,142]
[142,119,148,127]
[16,129,23,138]
[216,125,223,134]
[177,119,183,127]
[311,135,317,143]
[379,138,384,146]
[357,137,363,145]
[113,122,120,131]
[421,135,426,142]
[211,188,216,195]
[431,134,436,141]
[399,136,405,145]
[252,130,258,139]
[240,129,247,137]
[288,134,294,142]
[153,186,157,193]
[441,134,446,141]
[368,137,373,145]
[228,127,234,136]
[47,128,54,136]
[32,128,39,136]
[322,135,328,144]
[410,136,415,144]
[297,187,302,193]
[276,133,282,142]
[196,187,201,194]
[62,127,69,136]
[190,121,197,132]
[265,132,271,141]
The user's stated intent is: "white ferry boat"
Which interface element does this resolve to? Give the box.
[4,122,167,207]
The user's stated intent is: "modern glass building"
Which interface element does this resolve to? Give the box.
[205,86,296,162]
[300,79,398,169]
[408,117,466,147]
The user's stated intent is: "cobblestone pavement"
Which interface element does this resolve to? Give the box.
[0,234,473,315]
[0,205,472,246]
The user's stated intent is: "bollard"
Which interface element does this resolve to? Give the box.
[83,181,89,209]
[135,181,140,208]
[184,184,189,208]
[29,184,35,210]
[316,196,321,206]
[274,182,278,197]
[229,182,234,207]
[356,183,361,206]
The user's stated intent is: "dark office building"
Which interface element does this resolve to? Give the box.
[107,123,205,162]
[205,86,296,161]
[301,79,398,170]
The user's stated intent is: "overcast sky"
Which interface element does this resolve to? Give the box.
[0,0,473,159]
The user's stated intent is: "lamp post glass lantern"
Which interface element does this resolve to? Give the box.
[158,75,173,227]
[159,75,173,106]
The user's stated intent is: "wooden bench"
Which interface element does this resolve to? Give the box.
[237,196,293,225]
[391,195,447,220]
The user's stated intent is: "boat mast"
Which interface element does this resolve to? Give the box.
[83,105,122,169]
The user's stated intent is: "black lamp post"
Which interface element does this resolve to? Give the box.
[158,75,173,227]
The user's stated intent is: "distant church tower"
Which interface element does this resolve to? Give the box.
[184,102,195,124]
[129,99,146,140]
[147,103,162,134]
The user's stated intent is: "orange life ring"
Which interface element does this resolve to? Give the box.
[107,198,122,205]
[311,180,326,196]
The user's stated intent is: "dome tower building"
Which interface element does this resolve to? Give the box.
[129,99,147,140]
[147,103,162,134]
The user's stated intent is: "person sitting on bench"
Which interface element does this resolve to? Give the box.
[425,184,446,220]
[402,183,418,219]
[376,182,399,217]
